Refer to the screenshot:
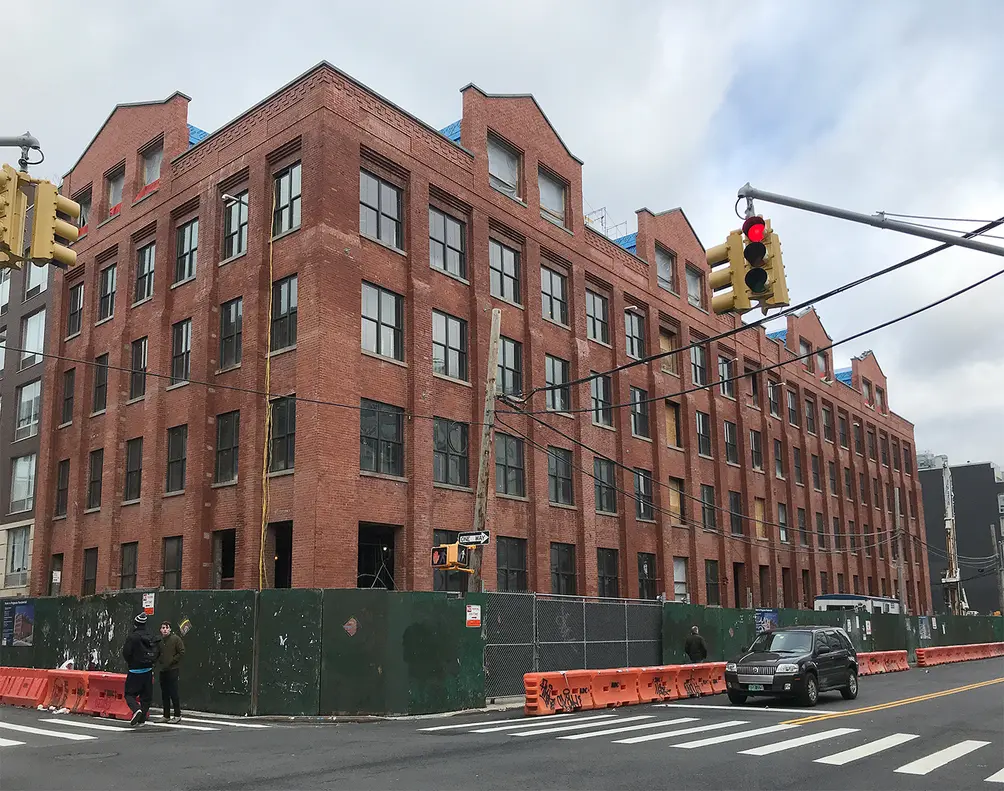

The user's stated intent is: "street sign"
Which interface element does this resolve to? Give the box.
[458,531,490,546]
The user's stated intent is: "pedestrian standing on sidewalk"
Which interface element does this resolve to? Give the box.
[684,625,708,664]
[157,621,186,723]
[122,613,158,726]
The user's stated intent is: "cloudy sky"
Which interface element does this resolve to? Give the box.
[9,0,1003,465]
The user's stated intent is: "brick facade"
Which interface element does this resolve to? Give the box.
[30,62,931,613]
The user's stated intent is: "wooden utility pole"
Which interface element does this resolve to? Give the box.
[468,308,502,593]
[894,486,907,614]
[991,523,1004,616]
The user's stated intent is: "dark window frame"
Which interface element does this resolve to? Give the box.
[497,336,522,396]
[634,468,654,520]
[129,337,147,400]
[625,311,645,359]
[432,310,468,381]
[174,218,199,284]
[135,241,155,302]
[272,274,299,352]
[61,368,75,424]
[92,354,108,412]
[219,297,243,370]
[585,289,609,344]
[162,536,183,590]
[360,280,401,360]
[496,536,528,592]
[67,283,84,336]
[359,168,401,249]
[166,425,188,493]
[547,446,574,505]
[120,542,138,590]
[428,206,466,279]
[123,437,143,501]
[540,265,569,325]
[550,542,576,595]
[223,190,249,259]
[594,457,617,514]
[274,162,303,237]
[597,547,619,598]
[629,386,650,437]
[433,417,469,488]
[495,433,525,497]
[170,319,192,385]
[360,399,404,478]
[489,238,521,305]
[215,410,241,484]
[86,449,103,510]
[54,459,70,517]
[98,264,116,320]
[268,396,296,473]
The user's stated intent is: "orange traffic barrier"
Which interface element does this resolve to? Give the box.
[524,670,592,716]
[637,666,681,703]
[675,664,703,698]
[0,668,51,708]
[78,671,131,719]
[689,662,716,696]
[591,668,640,709]
[44,670,90,713]
[708,662,727,695]
[857,651,908,675]
[916,642,1004,667]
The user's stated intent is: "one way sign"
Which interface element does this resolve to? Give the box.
[458,531,490,546]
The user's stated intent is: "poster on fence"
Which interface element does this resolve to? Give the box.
[918,616,932,640]
[1,599,34,647]
[754,608,779,633]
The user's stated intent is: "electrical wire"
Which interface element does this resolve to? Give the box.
[878,212,996,224]
[888,219,1004,241]
[522,215,1004,399]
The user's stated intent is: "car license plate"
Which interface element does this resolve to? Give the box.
[748,684,764,692]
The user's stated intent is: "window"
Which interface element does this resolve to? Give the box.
[122,338,145,401]
[359,398,405,477]
[665,401,681,447]
[828,461,838,494]
[820,571,829,596]
[19,309,45,369]
[538,168,566,225]
[797,508,808,546]
[120,542,138,590]
[92,354,108,412]
[625,310,645,359]
[845,467,853,499]
[892,439,901,471]
[9,454,36,513]
[768,380,781,417]
[163,537,183,590]
[61,368,74,424]
[816,350,827,378]
[135,242,155,302]
[638,553,658,600]
[599,550,620,598]
[787,390,800,426]
[862,378,873,404]
[822,407,834,441]
[880,435,890,467]
[219,298,243,370]
[594,458,617,513]
[359,168,406,249]
[429,207,465,278]
[497,337,522,396]
[685,265,705,309]
[124,437,143,501]
[754,497,767,539]
[174,219,198,283]
[747,367,760,407]
[837,572,845,595]
[545,355,570,411]
[360,279,403,360]
[0,269,7,313]
[904,443,913,474]
[660,328,679,374]
[668,478,685,524]
[838,415,849,448]
[274,162,302,236]
[550,542,576,595]
[268,396,296,473]
[718,356,735,397]
[272,274,299,352]
[223,191,249,259]
[98,264,116,320]
[55,459,70,517]
[805,397,817,434]
[793,447,804,484]
[166,425,188,493]
[171,319,192,384]
[865,524,873,557]
[673,557,689,602]
[489,239,520,304]
[696,411,712,456]
[495,433,525,497]
[849,520,857,551]
[488,134,521,197]
[774,439,785,478]
[433,310,468,381]
[749,430,764,470]
[540,266,568,325]
[811,455,821,490]
[433,418,469,487]
[76,190,91,231]
[868,429,877,460]
[873,477,880,507]
[876,387,886,413]
[82,548,98,596]
[107,169,124,215]
[142,142,162,185]
[24,261,47,300]
[656,246,678,292]
[634,468,654,520]
[816,512,827,549]
[14,380,41,441]
[854,422,864,454]
[590,373,613,426]
[778,503,789,542]
[705,560,720,605]
[800,339,812,369]
[86,449,103,510]
[547,446,574,505]
[586,290,609,344]
[724,421,739,464]
[691,345,708,386]
[67,283,83,336]
[496,536,528,592]
[700,485,716,530]
[215,410,241,483]
[629,387,649,437]
[729,491,743,534]
[833,517,843,550]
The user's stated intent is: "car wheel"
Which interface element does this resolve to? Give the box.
[841,670,859,700]
[800,673,819,707]
[727,691,747,705]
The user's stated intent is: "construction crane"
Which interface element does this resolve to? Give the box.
[939,456,966,615]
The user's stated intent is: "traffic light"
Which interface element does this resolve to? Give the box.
[431,546,449,568]
[0,164,29,269]
[708,229,750,314]
[741,215,769,297]
[30,180,79,269]
[760,220,789,309]
[430,543,473,572]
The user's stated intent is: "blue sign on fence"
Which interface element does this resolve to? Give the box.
[755,608,780,633]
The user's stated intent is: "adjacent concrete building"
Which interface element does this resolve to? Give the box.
[30,62,930,612]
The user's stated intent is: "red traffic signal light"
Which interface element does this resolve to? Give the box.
[742,216,769,294]
[431,547,448,568]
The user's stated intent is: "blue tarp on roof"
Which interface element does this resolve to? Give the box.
[835,367,853,387]
[613,232,637,254]
[188,124,208,147]
[767,329,787,342]
[439,120,461,142]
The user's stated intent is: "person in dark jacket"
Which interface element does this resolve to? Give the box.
[684,625,708,664]
[156,621,186,723]
[122,613,157,725]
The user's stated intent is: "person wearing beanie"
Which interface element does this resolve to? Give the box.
[122,612,158,726]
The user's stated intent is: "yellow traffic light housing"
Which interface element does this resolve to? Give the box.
[708,229,750,314]
[30,180,79,269]
[430,543,473,572]
[761,220,789,310]
[0,164,29,269]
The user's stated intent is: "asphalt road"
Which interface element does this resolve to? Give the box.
[1,658,1001,790]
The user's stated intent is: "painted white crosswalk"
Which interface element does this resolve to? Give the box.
[895,740,991,776]
[815,733,919,765]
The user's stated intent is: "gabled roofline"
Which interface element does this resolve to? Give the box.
[853,349,887,378]
[64,91,191,178]
[636,206,705,252]
[460,83,583,165]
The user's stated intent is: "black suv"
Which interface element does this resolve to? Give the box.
[724,626,858,707]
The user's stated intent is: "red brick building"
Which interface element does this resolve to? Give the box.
[31,62,930,612]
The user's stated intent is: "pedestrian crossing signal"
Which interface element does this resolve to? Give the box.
[430,543,473,572]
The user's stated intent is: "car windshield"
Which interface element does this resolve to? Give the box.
[748,631,812,654]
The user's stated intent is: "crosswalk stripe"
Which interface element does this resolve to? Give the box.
[41,719,131,732]
[815,733,919,766]
[510,715,652,737]
[986,767,1004,783]
[420,713,580,732]
[470,715,616,734]
[895,740,991,776]
[0,737,26,747]
[0,722,95,741]
[673,723,799,749]
[146,721,218,732]
[740,727,859,756]
[560,717,700,740]
[177,718,269,729]
[614,720,749,745]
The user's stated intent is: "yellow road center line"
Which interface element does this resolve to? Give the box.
[782,677,1004,725]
